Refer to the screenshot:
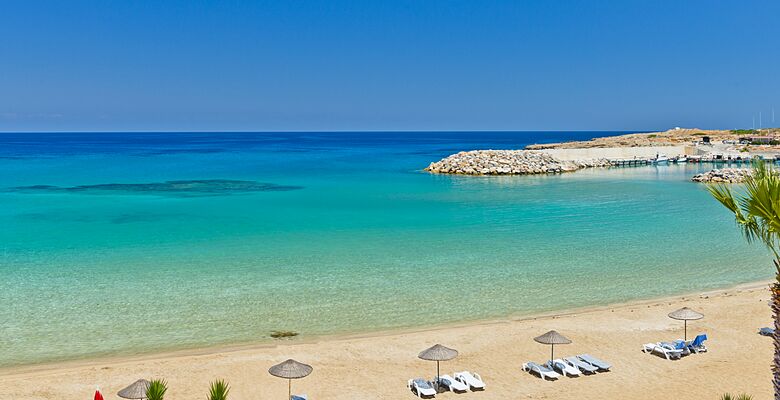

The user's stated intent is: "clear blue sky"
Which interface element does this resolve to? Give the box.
[1,0,779,132]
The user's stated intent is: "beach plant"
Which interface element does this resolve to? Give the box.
[708,159,780,399]
[208,379,230,400]
[720,394,753,400]
[146,379,168,400]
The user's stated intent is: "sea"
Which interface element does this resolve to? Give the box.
[0,131,770,367]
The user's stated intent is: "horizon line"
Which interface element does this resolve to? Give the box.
[0,129,664,134]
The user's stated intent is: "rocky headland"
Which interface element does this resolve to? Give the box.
[691,168,751,183]
[425,150,610,175]
[525,127,780,150]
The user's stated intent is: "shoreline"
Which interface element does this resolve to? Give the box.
[1,279,772,399]
[2,278,771,377]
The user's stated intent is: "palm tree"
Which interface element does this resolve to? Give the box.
[708,159,780,399]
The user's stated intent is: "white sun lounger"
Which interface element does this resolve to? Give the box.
[453,371,485,391]
[547,359,581,377]
[407,378,436,398]
[436,374,468,393]
[564,356,598,374]
[642,343,682,360]
[577,354,612,371]
[522,362,561,380]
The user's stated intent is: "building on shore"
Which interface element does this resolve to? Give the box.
[746,135,776,144]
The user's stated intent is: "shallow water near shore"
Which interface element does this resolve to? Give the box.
[0,132,770,367]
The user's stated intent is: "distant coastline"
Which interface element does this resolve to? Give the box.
[426,127,780,175]
[526,127,780,150]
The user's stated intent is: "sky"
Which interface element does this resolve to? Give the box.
[1,0,779,132]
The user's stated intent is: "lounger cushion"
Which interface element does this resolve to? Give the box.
[413,379,432,389]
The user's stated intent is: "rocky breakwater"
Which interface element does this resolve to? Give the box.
[425,150,611,175]
[691,168,752,183]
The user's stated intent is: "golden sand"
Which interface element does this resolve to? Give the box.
[0,283,772,400]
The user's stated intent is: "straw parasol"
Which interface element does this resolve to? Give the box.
[533,330,572,361]
[668,307,704,341]
[117,379,150,400]
[418,344,458,388]
[268,359,313,400]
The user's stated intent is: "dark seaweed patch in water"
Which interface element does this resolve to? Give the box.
[15,211,194,224]
[10,180,303,197]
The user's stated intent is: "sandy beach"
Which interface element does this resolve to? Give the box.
[0,282,773,400]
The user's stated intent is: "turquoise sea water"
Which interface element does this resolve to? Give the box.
[0,132,771,368]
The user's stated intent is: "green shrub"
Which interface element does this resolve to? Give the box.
[208,380,230,400]
[730,129,757,135]
[647,134,657,138]
[720,393,753,400]
[750,140,780,145]
[146,379,168,400]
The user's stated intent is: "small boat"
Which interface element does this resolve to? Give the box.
[677,156,688,163]
[653,154,669,164]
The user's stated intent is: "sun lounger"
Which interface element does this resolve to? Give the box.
[407,378,436,398]
[760,327,775,336]
[547,359,581,377]
[564,356,598,374]
[436,374,468,393]
[661,342,687,357]
[686,334,708,353]
[577,354,612,371]
[453,371,485,391]
[643,343,682,360]
[671,340,691,356]
[522,362,561,380]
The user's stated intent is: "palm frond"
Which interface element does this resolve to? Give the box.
[208,379,230,400]
[720,392,754,400]
[146,379,168,400]
[707,160,780,258]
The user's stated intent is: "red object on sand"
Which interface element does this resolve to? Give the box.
[94,389,104,400]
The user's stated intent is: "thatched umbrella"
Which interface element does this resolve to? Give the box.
[534,330,572,361]
[668,307,704,341]
[268,359,313,400]
[418,344,458,387]
[117,379,150,400]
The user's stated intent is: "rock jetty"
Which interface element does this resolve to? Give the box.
[691,168,751,183]
[425,150,611,175]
